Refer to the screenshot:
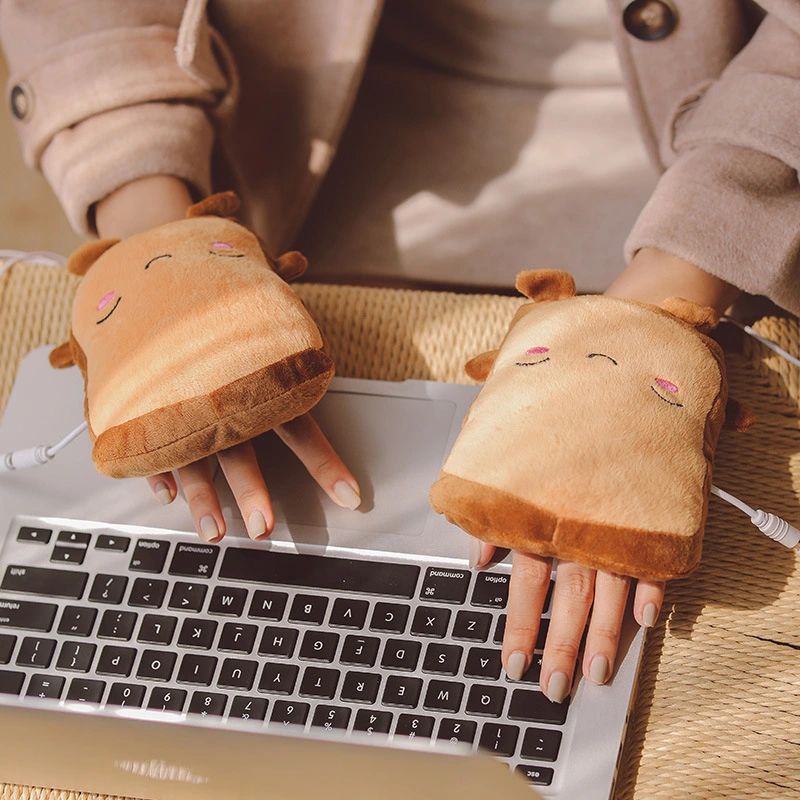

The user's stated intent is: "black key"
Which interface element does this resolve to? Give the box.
[257,627,298,658]
[58,606,97,637]
[57,531,91,547]
[0,599,57,632]
[340,671,381,704]
[464,647,502,681]
[395,714,435,740]
[479,723,519,757]
[422,643,463,676]
[88,574,128,605]
[340,635,380,667]
[56,641,96,672]
[380,639,421,672]
[329,598,368,629]
[138,614,176,645]
[515,765,554,786]
[471,572,510,608]
[520,728,562,762]
[189,691,227,718]
[168,582,208,613]
[18,526,52,544]
[218,658,258,691]
[258,663,299,695]
[208,586,247,616]
[452,611,492,643]
[177,654,218,686]
[353,709,393,735]
[369,603,409,634]
[420,567,470,604]
[136,649,177,682]
[177,618,218,650]
[506,654,542,685]
[220,548,419,598]
[494,616,549,649]
[107,683,145,708]
[0,669,24,695]
[423,680,464,714]
[288,594,328,626]
[508,689,569,725]
[300,667,339,699]
[50,546,86,565]
[16,636,56,668]
[1,565,87,600]
[219,623,258,654]
[66,678,105,704]
[168,542,219,578]
[98,610,137,641]
[0,634,15,663]
[299,630,339,662]
[270,700,309,727]
[96,646,136,677]
[465,685,506,717]
[96,534,130,552]
[410,606,451,638]
[128,578,168,609]
[311,705,351,731]
[437,718,477,745]
[129,539,170,573]
[26,674,65,699]
[229,696,268,723]
[148,687,187,712]
[248,590,288,621]
[382,676,422,708]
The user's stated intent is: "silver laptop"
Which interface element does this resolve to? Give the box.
[0,347,645,800]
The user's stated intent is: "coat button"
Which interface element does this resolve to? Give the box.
[9,83,32,121]
[623,0,677,41]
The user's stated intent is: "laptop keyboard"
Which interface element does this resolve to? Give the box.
[0,519,570,789]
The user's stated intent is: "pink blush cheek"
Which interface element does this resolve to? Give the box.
[210,242,233,250]
[655,378,679,394]
[97,291,115,311]
[525,347,550,355]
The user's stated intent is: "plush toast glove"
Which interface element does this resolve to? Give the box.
[50,192,333,479]
[429,270,754,582]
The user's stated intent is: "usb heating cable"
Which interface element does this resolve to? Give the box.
[1,421,88,472]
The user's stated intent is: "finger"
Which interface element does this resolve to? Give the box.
[177,457,225,543]
[581,571,630,685]
[633,579,666,628]
[217,441,275,541]
[502,551,552,681]
[274,413,361,509]
[468,538,496,568]
[146,472,177,506]
[541,561,595,703]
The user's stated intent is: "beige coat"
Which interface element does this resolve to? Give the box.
[2,0,799,313]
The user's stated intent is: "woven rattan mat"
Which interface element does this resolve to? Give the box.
[1,261,799,800]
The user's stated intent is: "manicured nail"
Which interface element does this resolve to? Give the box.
[506,651,527,681]
[589,655,609,685]
[154,482,173,506]
[468,537,481,568]
[333,481,361,510]
[546,672,570,703]
[643,603,659,628]
[247,510,268,540]
[199,515,221,543]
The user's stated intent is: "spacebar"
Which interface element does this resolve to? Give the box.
[219,548,420,598]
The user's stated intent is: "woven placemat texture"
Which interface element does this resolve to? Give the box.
[1,260,799,800]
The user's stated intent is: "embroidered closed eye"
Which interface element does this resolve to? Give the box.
[651,378,683,407]
[96,291,121,324]
[587,352,618,365]
[144,254,172,270]
[516,346,550,366]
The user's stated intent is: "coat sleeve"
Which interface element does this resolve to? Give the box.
[624,10,800,315]
[0,0,236,235]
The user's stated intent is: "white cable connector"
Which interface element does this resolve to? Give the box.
[0,422,88,472]
[711,485,800,550]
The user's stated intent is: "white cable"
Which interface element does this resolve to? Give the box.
[711,484,800,550]
[723,316,800,369]
[0,249,66,277]
[0,421,87,472]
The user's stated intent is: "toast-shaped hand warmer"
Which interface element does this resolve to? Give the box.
[429,270,754,582]
[50,192,333,479]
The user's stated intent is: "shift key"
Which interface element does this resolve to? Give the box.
[1,565,88,599]
[0,599,58,632]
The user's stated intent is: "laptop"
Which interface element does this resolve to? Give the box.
[0,347,645,800]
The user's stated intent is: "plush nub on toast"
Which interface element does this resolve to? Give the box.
[50,192,333,479]
[429,270,754,582]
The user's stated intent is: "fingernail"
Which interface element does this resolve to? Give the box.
[643,602,659,628]
[333,481,361,510]
[589,655,609,685]
[468,537,481,568]
[546,672,570,703]
[154,482,173,506]
[506,651,527,681]
[199,515,221,543]
[247,510,268,540]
